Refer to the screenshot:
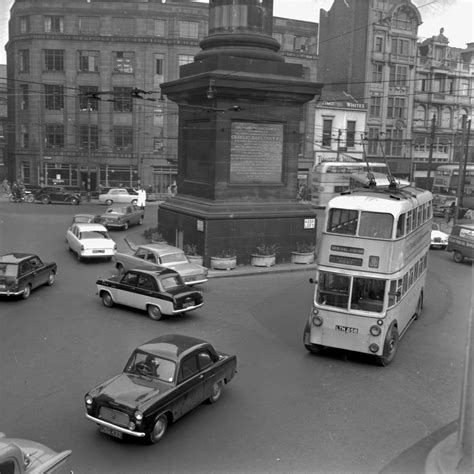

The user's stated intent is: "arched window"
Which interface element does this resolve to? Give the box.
[441,107,451,128]
[393,9,413,31]
[458,108,469,128]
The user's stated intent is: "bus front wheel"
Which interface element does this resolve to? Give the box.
[453,251,464,264]
[414,291,423,320]
[377,324,399,367]
[303,322,324,354]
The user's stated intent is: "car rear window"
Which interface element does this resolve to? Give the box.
[0,263,18,276]
[80,231,108,239]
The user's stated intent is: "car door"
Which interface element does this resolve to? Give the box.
[197,350,218,401]
[134,273,158,310]
[115,271,140,307]
[18,260,34,290]
[28,256,49,286]
[67,225,78,253]
[175,354,205,418]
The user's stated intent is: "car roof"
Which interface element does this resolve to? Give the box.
[137,334,210,360]
[140,243,184,255]
[73,223,108,231]
[0,253,36,263]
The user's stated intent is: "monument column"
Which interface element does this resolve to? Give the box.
[159,0,323,265]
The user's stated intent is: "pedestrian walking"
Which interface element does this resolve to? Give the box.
[137,186,146,210]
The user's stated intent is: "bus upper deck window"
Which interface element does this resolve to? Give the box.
[359,212,393,239]
[396,213,406,237]
[328,208,358,235]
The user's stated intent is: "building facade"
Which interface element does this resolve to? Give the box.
[412,34,474,188]
[5,0,318,194]
[318,0,422,177]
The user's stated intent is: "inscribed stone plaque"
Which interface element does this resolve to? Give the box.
[230,122,283,183]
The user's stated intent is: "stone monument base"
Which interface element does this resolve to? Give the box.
[158,196,317,267]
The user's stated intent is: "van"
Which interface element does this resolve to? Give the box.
[446,223,474,263]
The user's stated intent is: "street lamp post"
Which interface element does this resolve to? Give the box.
[87,100,92,202]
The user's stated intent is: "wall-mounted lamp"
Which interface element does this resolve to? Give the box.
[206,79,217,100]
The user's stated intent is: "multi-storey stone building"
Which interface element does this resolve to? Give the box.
[318,0,422,177]
[318,0,473,183]
[5,0,318,194]
[413,33,473,186]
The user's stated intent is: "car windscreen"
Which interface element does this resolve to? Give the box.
[160,252,187,264]
[107,208,126,214]
[80,231,109,239]
[0,263,18,276]
[124,351,176,383]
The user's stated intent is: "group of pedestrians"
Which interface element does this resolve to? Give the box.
[2,178,26,202]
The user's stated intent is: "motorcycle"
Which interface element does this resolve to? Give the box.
[9,190,35,203]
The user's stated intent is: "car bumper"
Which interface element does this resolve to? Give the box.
[182,275,208,285]
[81,249,116,258]
[0,288,23,296]
[173,302,204,314]
[85,414,146,438]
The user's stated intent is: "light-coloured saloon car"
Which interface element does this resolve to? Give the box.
[98,188,138,205]
[114,243,208,285]
[66,223,117,261]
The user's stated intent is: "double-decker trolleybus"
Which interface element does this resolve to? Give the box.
[310,161,389,208]
[304,174,433,365]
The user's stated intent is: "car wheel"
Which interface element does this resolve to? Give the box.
[22,284,32,300]
[123,222,129,231]
[46,272,55,286]
[41,196,50,204]
[76,251,82,262]
[138,216,144,225]
[414,291,423,320]
[26,194,35,203]
[9,195,16,202]
[101,292,114,308]
[376,324,399,366]
[105,199,113,206]
[70,197,79,205]
[208,380,223,404]
[147,304,163,321]
[149,414,168,444]
[131,199,138,205]
[453,251,464,263]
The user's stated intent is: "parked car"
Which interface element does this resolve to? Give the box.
[98,188,138,205]
[84,334,237,443]
[0,253,57,299]
[99,204,144,230]
[446,222,474,263]
[96,267,203,320]
[66,223,117,261]
[71,213,102,225]
[35,186,81,205]
[430,223,449,249]
[114,243,208,285]
[0,432,71,473]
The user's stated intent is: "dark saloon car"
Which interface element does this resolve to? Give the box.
[96,267,203,320]
[35,186,81,205]
[99,204,144,230]
[0,253,57,299]
[84,334,237,443]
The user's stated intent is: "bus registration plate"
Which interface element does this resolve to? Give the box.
[335,325,358,334]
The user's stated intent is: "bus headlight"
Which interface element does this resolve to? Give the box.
[369,343,379,353]
[312,315,323,327]
[370,325,382,336]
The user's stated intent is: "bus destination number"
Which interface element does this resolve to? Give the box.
[335,325,358,334]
